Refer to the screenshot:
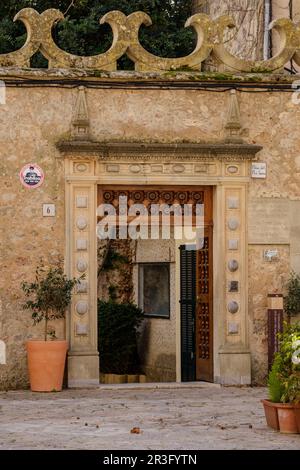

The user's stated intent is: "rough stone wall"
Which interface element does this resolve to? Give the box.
[1,73,300,388]
[0,86,71,389]
[248,245,290,384]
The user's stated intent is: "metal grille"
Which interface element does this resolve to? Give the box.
[268,309,283,371]
[198,303,210,360]
[197,237,209,294]
[180,246,196,382]
[197,237,210,361]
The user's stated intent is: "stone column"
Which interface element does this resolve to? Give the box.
[65,160,99,387]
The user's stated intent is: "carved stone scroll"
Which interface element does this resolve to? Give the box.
[126,12,213,71]
[0,8,41,67]
[39,9,129,70]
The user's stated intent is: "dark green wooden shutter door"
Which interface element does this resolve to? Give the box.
[180,245,196,382]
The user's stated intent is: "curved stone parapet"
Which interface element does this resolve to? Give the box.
[213,16,300,72]
[0,8,41,67]
[0,8,300,72]
[126,12,213,71]
[39,9,129,70]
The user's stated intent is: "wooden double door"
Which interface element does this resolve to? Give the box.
[180,187,213,382]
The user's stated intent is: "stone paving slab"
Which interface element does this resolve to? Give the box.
[0,386,299,450]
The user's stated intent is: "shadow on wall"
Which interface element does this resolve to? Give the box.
[138,320,176,382]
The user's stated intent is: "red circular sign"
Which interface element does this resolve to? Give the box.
[19,163,44,189]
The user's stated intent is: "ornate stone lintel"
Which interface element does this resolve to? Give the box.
[56,140,262,162]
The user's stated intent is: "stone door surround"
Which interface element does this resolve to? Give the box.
[57,139,262,386]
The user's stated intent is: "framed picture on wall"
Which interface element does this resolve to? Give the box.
[139,263,170,318]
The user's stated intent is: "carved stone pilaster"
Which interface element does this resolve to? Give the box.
[65,172,99,388]
[218,184,251,385]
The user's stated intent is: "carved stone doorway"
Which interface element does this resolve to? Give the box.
[59,138,262,387]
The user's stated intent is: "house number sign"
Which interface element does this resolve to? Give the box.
[19,163,44,189]
[43,204,56,217]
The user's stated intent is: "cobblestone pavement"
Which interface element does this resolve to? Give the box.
[0,384,299,450]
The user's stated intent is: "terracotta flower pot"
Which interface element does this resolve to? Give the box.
[261,399,279,431]
[276,403,298,434]
[293,404,300,433]
[262,399,299,434]
[27,340,68,392]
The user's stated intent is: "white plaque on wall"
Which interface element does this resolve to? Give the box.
[251,162,267,179]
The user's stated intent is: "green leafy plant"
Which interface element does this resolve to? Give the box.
[284,271,300,320]
[268,354,285,403]
[281,373,300,404]
[21,261,82,341]
[102,248,129,271]
[268,322,300,403]
[98,300,144,374]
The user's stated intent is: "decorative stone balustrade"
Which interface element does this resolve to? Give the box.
[1,8,300,72]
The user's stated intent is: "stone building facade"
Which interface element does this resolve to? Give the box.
[0,5,300,389]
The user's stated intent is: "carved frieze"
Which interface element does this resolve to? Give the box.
[99,188,204,212]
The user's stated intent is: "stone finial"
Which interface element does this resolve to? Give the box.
[224,90,243,142]
[72,86,90,141]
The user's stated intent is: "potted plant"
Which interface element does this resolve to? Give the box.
[262,323,300,433]
[21,262,81,392]
[98,299,145,383]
